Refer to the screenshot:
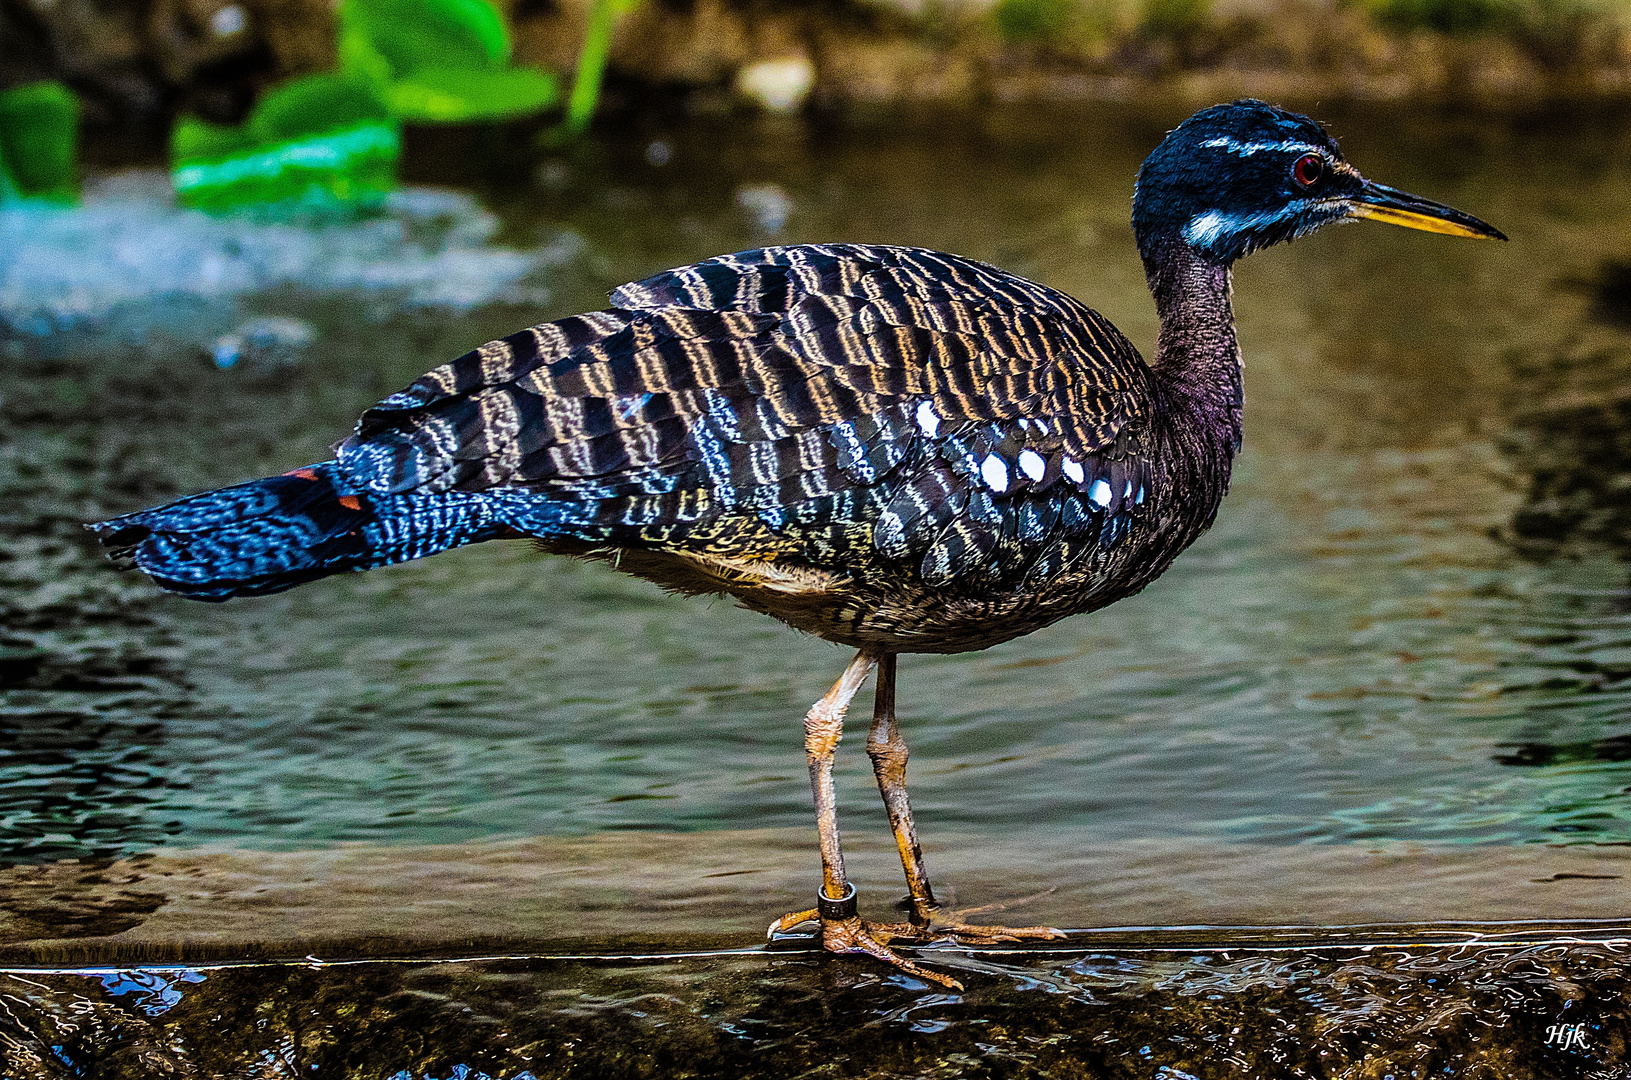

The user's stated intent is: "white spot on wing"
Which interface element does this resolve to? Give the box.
[915,400,941,438]
[980,453,1009,493]
[1061,458,1085,485]
[1088,479,1112,508]
[1018,449,1045,482]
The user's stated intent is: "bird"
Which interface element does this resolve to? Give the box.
[90,100,1505,989]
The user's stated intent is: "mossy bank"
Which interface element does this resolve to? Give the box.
[5,0,1631,133]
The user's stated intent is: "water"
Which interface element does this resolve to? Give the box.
[4,102,1631,1072]
[6,929,1631,1076]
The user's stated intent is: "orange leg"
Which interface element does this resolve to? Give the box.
[866,655,1065,946]
[769,651,1064,990]
[770,650,961,988]
[867,653,937,926]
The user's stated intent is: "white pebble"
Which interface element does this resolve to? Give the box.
[736,56,816,113]
[210,4,246,36]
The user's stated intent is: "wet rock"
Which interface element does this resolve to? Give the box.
[2,935,1631,1077]
[734,54,815,112]
[207,314,312,371]
[733,181,789,233]
[1,0,333,125]
[0,860,166,939]
[11,0,1631,127]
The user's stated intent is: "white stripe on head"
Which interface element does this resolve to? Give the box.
[1200,136,1324,158]
[1182,206,1298,249]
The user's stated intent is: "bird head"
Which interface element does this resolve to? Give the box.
[1131,100,1506,267]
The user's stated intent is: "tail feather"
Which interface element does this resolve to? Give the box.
[88,462,535,601]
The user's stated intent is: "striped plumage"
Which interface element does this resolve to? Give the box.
[95,243,1213,654]
[91,101,1505,986]
[369,244,1200,649]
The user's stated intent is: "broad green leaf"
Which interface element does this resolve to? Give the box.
[248,72,390,144]
[171,121,401,214]
[171,116,258,164]
[339,0,509,79]
[0,81,80,203]
[381,66,558,122]
[337,22,398,89]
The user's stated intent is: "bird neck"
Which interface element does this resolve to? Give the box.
[1142,237,1243,450]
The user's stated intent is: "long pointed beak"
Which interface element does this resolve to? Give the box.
[1348,180,1507,241]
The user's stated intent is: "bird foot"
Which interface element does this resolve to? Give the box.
[920,920,1067,947]
[768,904,1066,991]
[769,906,964,989]
[922,886,1067,946]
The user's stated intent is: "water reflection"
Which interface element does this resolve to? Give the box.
[1503,362,1631,561]
[3,929,1629,1076]
[93,967,207,1016]
[1588,258,1631,328]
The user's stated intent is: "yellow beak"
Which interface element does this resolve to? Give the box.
[1349,180,1506,241]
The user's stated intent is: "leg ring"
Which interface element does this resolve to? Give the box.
[817,881,858,921]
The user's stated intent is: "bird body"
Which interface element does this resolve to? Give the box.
[96,242,1229,655]
[91,101,1505,986]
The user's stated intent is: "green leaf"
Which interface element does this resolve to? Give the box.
[170,75,399,213]
[247,72,391,144]
[171,116,258,164]
[381,66,558,122]
[0,155,20,204]
[0,81,80,204]
[171,120,401,214]
[339,0,510,80]
[172,77,387,168]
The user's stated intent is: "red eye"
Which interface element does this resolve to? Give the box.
[1293,153,1324,188]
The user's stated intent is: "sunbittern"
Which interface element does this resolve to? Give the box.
[92,101,1505,987]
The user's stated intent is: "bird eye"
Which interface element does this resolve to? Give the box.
[1293,153,1324,188]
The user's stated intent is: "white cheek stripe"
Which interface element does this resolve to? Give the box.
[1182,206,1297,249]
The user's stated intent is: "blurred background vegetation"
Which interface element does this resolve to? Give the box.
[3,0,1630,139]
[2,0,1630,208]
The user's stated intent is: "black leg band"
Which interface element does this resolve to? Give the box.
[818,881,858,921]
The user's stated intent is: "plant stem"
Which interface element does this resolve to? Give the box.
[565,0,633,134]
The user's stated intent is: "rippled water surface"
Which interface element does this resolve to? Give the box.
[7,928,1631,1077]
[5,101,1631,1073]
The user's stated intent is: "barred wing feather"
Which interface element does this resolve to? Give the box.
[339,244,1159,588]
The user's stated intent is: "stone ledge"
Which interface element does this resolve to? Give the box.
[3,830,1628,965]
